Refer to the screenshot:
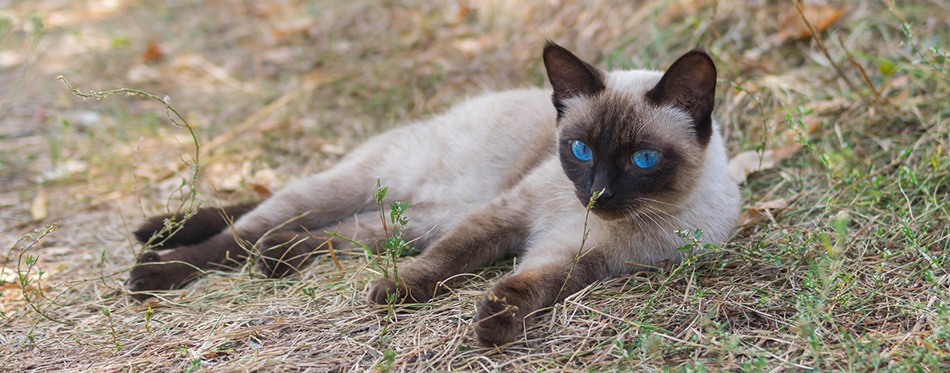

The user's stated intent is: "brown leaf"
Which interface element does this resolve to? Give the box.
[777,4,845,42]
[271,17,317,42]
[140,38,164,63]
[727,144,801,184]
[737,198,789,228]
[250,183,273,198]
[142,297,165,308]
[455,2,473,22]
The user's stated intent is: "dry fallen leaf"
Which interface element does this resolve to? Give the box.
[728,143,801,184]
[31,186,48,221]
[141,297,165,308]
[320,143,346,155]
[454,2,473,22]
[737,198,789,228]
[250,183,273,198]
[140,38,164,63]
[271,17,317,42]
[777,3,845,42]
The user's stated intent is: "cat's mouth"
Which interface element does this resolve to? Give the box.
[584,195,676,222]
[589,208,628,221]
[585,199,632,221]
[574,188,631,220]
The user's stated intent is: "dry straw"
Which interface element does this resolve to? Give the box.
[2,0,949,371]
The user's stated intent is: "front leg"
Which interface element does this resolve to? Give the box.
[126,233,249,300]
[366,203,528,304]
[474,248,608,346]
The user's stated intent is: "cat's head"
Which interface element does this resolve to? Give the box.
[543,42,717,220]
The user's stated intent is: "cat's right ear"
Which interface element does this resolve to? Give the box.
[543,42,605,120]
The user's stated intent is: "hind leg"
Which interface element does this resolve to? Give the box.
[124,142,458,300]
[256,208,444,278]
[126,168,383,298]
[256,230,323,278]
[133,202,259,250]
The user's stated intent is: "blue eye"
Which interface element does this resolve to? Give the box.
[570,140,593,161]
[632,149,659,168]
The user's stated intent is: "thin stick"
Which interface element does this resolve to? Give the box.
[304,225,343,272]
[836,34,884,103]
[791,0,870,107]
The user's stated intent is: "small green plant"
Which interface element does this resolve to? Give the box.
[57,77,203,257]
[674,228,706,254]
[557,189,601,302]
[102,307,121,351]
[328,179,416,351]
[1,223,67,328]
[144,306,154,333]
[369,179,417,306]
[899,22,950,78]
[374,349,397,372]
[784,106,816,154]
[184,358,201,373]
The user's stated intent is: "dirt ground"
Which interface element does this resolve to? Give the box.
[2,0,949,371]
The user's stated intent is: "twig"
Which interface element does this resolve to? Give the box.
[303,226,342,272]
[835,35,883,100]
[791,0,873,109]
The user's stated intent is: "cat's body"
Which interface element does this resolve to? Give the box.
[127,43,740,346]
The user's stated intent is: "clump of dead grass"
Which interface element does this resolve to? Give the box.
[2,0,949,371]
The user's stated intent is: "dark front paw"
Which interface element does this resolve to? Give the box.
[366,273,436,305]
[256,232,315,278]
[125,251,198,301]
[474,291,524,346]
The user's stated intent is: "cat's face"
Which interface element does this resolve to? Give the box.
[543,43,718,220]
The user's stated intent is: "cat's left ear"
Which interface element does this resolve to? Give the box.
[647,50,717,146]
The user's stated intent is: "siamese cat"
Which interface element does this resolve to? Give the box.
[127,42,740,346]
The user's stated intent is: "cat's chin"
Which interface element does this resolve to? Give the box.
[589,208,629,221]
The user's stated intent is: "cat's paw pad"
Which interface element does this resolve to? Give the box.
[473,291,523,346]
[125,251,196,301]
[256,233,314,278]
[366,275,434,305]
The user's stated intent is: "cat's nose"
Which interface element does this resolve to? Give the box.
[589,169,614,208]
[591,189,613,208]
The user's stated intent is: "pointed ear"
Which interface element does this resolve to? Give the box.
[543,41,605,119]
[647,50,717,145]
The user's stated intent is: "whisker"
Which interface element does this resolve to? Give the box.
[638,197,687,211]
[643,204,688,228]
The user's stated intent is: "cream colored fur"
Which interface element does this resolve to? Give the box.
[232,70,738,272]
[128,45,741,346]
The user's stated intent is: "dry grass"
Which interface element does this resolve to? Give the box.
[2,0,949,371]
